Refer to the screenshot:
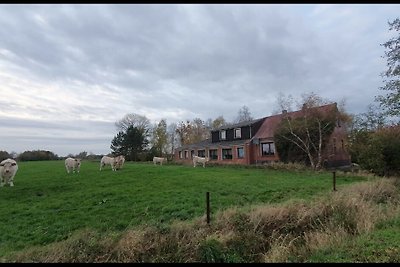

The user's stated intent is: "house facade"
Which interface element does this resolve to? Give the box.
[174,103,351,167]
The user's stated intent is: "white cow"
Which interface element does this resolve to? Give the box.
[100,156,117,171]
[115,155,125,170]
[153,156,167,166]
[193,155,209,168]
[0,158,18,187]
[65,157,81,174]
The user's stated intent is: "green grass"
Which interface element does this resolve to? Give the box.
[0,160,368,258]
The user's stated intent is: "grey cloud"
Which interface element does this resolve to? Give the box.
[0,4,398,156]
[0,116,114,134]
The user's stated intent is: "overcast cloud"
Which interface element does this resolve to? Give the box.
[0,4,398,156]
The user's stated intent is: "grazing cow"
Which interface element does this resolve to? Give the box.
[193,155,209,168]
[0,158,18,187]
[100,155,117,171]
[65,157,81,174]
[115,155,125,170]
[153,156,167,166]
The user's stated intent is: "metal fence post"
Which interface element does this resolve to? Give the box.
[206,192,210,225]
[333,171,337,191]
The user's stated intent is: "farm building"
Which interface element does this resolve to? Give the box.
[174,103,351,168]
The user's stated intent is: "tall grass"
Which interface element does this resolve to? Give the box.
[0,160,379,262]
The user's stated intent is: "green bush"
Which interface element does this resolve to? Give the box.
[356,126,400,176]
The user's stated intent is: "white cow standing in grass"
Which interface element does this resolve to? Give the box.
[100,156,117,171]
[0,158,18,187]
[193,156,209,168]
[153,156,167,166]
[115,155,125,170]
[65,157,81,174]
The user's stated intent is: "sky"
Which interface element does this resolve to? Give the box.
[0,4,399,157]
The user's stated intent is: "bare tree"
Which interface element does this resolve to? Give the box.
[272,92,294,115]
[176,120,192,146]
[192,118,209,141]
[115,113,151,134]
[167,122,179,157]
[234,105,253,123]
[275,92,338,170]
[175,118,209,145]
[296,92,329,110]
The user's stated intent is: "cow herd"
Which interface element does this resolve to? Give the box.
[0,154,211,187]
[99,155,125,172]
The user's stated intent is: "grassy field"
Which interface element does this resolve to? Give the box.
[0,160,369,259]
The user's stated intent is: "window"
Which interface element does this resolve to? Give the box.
[184,150,188,159]
[261,142,275,156]
[341,139,344,150]
[209,149,218,160]
[198,150,205,157]
[222,148,233,160]
[179,151,183,159]
[237,147,244,158]
[190,150,195,158]
[220,130,226,140]
[234,128,241,139]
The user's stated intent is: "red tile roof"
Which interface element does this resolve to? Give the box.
[253,103,338,140]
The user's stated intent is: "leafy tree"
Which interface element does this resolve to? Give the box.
[110,131,125,156]
[376,18,400,118]
[86,152,102,161]
[124,126,149,161]
[75,151,88,159]
[211,115,228,130]
[0,150,11,161]
[348,104,387,164]
[17,150,58,161]
[150,119,168,156]
[357,125,400,176]
[110,125,149,161]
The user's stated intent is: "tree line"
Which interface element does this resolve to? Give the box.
[108,105,254,162]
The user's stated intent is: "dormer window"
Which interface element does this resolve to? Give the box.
[234,128,241,139]
[220,130,226,140]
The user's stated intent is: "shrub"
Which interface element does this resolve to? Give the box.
[357,125,400,176]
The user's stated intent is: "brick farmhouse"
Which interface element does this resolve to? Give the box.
[174,103,351,168]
